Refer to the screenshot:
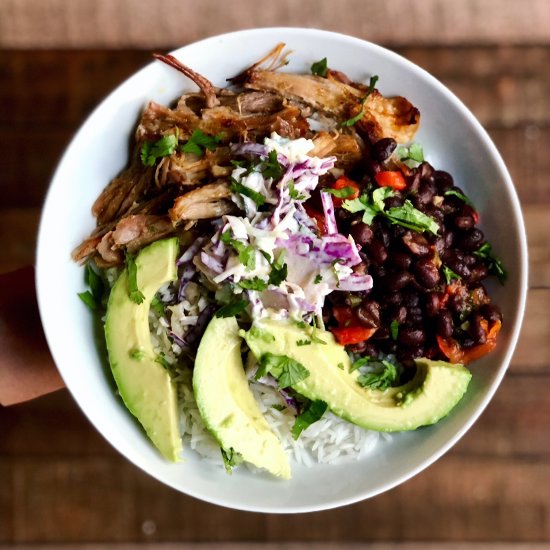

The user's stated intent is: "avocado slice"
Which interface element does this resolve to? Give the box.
[105,238,182,461]
[193,316,291,479]
[244,320,472,432]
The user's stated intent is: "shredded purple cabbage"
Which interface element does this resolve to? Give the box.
[321,191,338,235]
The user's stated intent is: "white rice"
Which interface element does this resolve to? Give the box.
[149,282,385,474]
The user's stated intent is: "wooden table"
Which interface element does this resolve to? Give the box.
[1,1,549,547]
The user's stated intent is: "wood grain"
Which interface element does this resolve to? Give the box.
[2,454,549,542]
[1,0,550,49]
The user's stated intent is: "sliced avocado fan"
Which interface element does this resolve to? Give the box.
[193,316,291,479]
[243,319,472,432]
[105,238,182,461]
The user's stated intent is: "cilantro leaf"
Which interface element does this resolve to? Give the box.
[474,242,507,284]
[310,57,328,77]
[265,250,287,286]
[262,150,284,180]
[230,177,266,206]
[390,320,399,341]
[238,277,268,291]
[84,264,104,302]
[313,273,323,284]
[356,359,398,390]
[130,349,146,361]
[256,353,310,388]
[228,239,256,271]
[221,447,243,474]
[140,134,178,166]
[288,180,306,200]
[291,400,328,440]
[386,200,439,235]
[215,299,248,318]
[442,265,462,284]
[180,129,223,157]
[248,326,275,343]
[155,352,171,370]
[341,75,379,127]
[296,339,312,346]
[78,290,97,310]
[444,189,474,207]
[324,186,356,199]
[126,252,145,304]
[397,143,425,167]
[150,296,166,317]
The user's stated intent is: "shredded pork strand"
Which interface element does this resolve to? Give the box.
[73,44,420,265]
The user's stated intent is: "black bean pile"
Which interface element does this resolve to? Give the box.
[324,137,503,366]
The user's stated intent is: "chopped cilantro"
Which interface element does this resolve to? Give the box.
[215,299,248,318]
[263,250,288,286]
[474,242,507,284]
[262,150,284,180]
[78,290,97,310]
[256,353,310,388]
[238,277,268,291]
[249,326,275,343]
[390,320,399,341]
[84,264,104,302]
[397,143,425,167]
[272,404,286,411]
[140,134,178,166]
[125,252,145,304]
[343,189,439,235]
[442,265,462,284]
[150,296,166,317]
[341,75,379,127]
[291,400,328,440]
[228,239,256,271]
[220,447,243,474]
[155,353,171,370]
[337,362,345,370]
[296,321,307,329]
[180,129,223,156]
[324,186,356,199]
[314,273,323,284]
[230,177,266,206]
[130,349,146,361]
[444,189,474,207]
[310,329,327,345]
[356,359,398,390]
[288,180,306,200]
[310,57,328,77]
[296,339,312,346]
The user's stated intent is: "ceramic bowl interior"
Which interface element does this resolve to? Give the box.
[36,28,528,513]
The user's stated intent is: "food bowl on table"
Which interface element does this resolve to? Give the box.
[36,28,528,513]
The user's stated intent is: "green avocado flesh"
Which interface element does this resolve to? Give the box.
[105,238,182,461]
[194,316,291,479]
[244,320,472,432]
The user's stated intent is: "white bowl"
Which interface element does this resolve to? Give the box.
[36,28,528,513]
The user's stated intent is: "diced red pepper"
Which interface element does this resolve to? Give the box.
[330,176,361,207]
[332,306,354,325]
[437,320,502,365]
[331,326,377,345]
[374,171,407,191]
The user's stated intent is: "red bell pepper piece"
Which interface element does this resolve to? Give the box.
[331,326,377,345]
[330,176,361,207]
[374,171,407,191]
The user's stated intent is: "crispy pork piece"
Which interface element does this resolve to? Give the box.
[170,182,235,222]
[310,131,362,169]
[111,215,175,253]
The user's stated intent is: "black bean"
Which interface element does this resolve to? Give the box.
[377,226,392,248]
[424,292,441,317]
[437,310,454,338]
[397,345,425,361]
[356,300,381,328]
[456,228,484,251]
[369,264,387,280]
[453,214,474,230]
[463,254,477,267]
[387,305,407,324]
[406,306,424,325]
[373,326,390,340]
[347,341,368,354]
[352,261,368,275]
[371,137,397,162]
[365,158,382,176]
[384,195,405,209]
[448,292,470,316]
[366,239,388,264]
[434,170,454,192]
[447,251,471,279]
[382,290,403,306]
[469,263,489,283]
[402,292,420,308]
[415,180,435,206]
[399,328,426,346]
[414,258,440,289]
[479,303,503,324]
[402,231,430,256]
[419,162,435,182]
[470,313,487,345]
[384,271,412,291]
[407,172,421,193]
[350,222,374,246]
[389,250,412,271]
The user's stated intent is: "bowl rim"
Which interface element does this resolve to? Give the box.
[36,26,529,513]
